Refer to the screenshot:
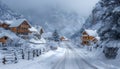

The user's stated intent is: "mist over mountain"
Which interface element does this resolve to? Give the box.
[1,0,99,37]
[0,1,23,20]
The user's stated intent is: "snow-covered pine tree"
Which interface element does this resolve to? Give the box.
[52,30,60,42]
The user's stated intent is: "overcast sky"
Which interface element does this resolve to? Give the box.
[2,0,99,17]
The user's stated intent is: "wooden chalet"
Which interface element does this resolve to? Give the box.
[81,29,99,46]
[0,36,9,44]
[60,36,65,41]
[5,19,32,35]
[60,36,69,41]
[0,28,21,45]
[0,22,10,29]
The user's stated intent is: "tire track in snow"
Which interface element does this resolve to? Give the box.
[67,43,98,69]
[52,49,67,69]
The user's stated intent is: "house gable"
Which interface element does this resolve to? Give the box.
[6,19,32,35]
[0,23,10,29]
[0,36,9,44]
[81,30,99,46]
[18,20,31,28]
[82,31,88,36]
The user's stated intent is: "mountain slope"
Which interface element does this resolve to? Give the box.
[0,1,23,20]
[82,0,120,50]
[22,7,85,37]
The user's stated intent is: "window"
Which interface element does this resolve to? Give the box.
[4,37,8,40]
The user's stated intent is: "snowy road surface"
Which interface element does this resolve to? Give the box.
[52,43,97,69]
[0,42,98,69]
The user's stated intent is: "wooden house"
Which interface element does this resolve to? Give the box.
[0,23,10,29]
[29,27,38,34]
[60,36,69,41]
[5,19,31,35]
[81,29,99,46]
[0,28,20,45]
[60,36,65,41]
[0,36,9,44]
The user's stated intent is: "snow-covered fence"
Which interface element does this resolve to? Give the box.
[0,44,48,64]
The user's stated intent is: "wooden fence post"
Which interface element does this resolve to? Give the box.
[2,57,6,64]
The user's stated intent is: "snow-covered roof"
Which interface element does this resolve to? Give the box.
[5,19,30,27]
[96,36,100,40]
[29,44,46,49]
[61,36,69,41]
[85,29,98,37]
[29,27,38,32]
[0,28,18,39]
[29,38,46,44]
[36,26,42,30]
[28,38,46,49]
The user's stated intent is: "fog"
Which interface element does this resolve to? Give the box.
[1,0,99,37]
[2,0,99,17]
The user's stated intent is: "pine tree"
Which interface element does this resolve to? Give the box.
[40,28,44,35]
[52,30,60,42]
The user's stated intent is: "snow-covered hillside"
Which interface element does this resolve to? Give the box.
[83,0,120,42]
[0,1,23,21]
[80,0,120,60]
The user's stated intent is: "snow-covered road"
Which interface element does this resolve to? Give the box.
[52,43,97,69]
[0,42,98,69]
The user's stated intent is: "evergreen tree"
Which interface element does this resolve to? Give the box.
[52,30,60,42]
[40,28,44,35]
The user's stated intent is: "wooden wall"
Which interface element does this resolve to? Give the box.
[10,21,31,35]
[81,31,98,46]
[0,36,8,44]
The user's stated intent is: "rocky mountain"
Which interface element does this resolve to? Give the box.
[0,1,23,21]
[82,0,120,47]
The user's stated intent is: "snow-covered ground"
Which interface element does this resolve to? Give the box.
[75,46,120,69]
[0,47,65,69]
[0,42,120,69]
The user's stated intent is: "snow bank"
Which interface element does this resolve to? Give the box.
[29,43,46,49]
